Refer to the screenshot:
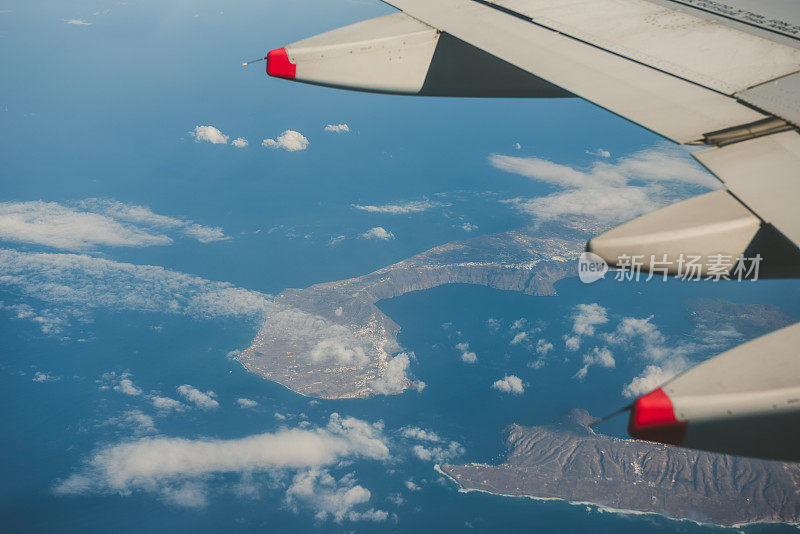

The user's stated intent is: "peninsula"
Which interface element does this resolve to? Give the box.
[237,228,583,398]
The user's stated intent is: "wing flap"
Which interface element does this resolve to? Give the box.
[491,0,800,95]
[693,130,800,247]
[737,72,800,129]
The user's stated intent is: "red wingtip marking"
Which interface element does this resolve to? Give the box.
[628,388,687,446]
[267,47,296,79]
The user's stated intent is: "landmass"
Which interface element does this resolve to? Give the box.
[237,227,584,398]
[237,223,797,400]
[685,297,795,340]
[439,409,800,526]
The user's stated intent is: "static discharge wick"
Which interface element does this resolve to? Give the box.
[589,404,633,428]
[242,56,267,67]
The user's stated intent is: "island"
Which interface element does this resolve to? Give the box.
[438,409,800,526]
[237,227,583,398]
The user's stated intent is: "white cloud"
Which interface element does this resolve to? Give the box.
[78,199,228,244]
[399,426,441,443]
[55,414,390,511]
[460,351,477,363]
[529,358,545,370]
[492,143,719,225]
[310,339,368,368]
[460,222,478,232]
[32,371,58,382]
[0,303,73,335]
[699,325,743,348]
[115,377,142,396]
[535,339,553,355]
[359,227,395,241]
[231,137,248,148]
[411,441,465,463]
[510,318,526,331]
[328,235,345,247]
[0,201,170,250]
[266,307,372,370]
[161,481,207,508]
[0,200,228,251]
[324,124,350,133]
[604,314,699,398]
[98,372,142,396]
[493,154,620,189]
[510,332,528,346]
[262,130,309,152]
[285,469,387,522]
[503,187,658,225]
[121,410,157,434]
[586,148,611,158]
[596,313,740,399]
[181,224,228,243]
[352,199,447,215]
[563,335,580,351]
[0,249,271,333]
[454,342,477,363]
[602,315,668,359]
[370,353,421,395]
[151,396,185,412]
[63,18,91,25]
[492,143,714,189]
[409,445,433,462]
[491,375,524,395]
[355,509,390,522]
[622,358,692,398]
[190,125,229,145]
[571,303,608,336]
[236,398,258,409]
[177,385,219,410]
[105,409,157,435]
[404,479,421,491]
[574,346,615,380]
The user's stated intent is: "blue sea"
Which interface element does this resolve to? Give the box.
[2,0,800,532]
[3,274,800,532]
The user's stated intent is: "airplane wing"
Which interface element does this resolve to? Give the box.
[263,0,800,460]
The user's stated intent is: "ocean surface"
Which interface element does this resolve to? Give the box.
[3,0,800,531]
[3,274,800,532]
